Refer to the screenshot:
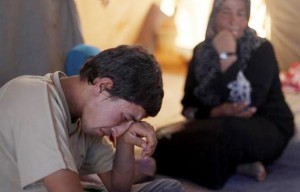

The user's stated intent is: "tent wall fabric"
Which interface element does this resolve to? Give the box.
[0,0,83,86]
[75,0,300,71]
[1,0,299,82]
[266,0,300,71]
[75,0,156,50]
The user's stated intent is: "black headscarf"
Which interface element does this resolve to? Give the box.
[193,0,266,106]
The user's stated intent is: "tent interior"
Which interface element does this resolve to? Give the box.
[2,0,300,191]
[76,1,300,191]
[76,0,300,72]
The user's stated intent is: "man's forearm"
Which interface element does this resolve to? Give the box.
[110,141,135,192]
[43,169,83,192]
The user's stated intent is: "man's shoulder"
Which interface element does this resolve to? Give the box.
[4,74,54,89]
[0,73,61,108]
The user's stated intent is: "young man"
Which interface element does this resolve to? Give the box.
[0,45,183,192]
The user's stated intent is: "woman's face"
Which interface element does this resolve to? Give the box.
[215,0,248,39]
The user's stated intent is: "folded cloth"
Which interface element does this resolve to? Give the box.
[65,44,100,76]
[80,174,106,192]
[280,62,300,93]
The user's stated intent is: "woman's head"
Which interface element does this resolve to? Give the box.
[79,45,164,117]
[206,0,250,39]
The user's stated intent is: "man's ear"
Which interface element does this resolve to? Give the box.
[92,77,113,94]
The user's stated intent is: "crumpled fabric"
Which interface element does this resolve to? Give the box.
[280,62,300,93]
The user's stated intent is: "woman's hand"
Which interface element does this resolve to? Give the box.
[213,30,236,54]
[210,102,256,118]
[213,30,237,72]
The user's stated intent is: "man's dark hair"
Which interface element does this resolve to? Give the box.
[79,44,164,117]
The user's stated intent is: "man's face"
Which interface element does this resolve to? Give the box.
[81,92,146,138]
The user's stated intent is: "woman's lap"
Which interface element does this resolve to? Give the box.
[153,116,289,189]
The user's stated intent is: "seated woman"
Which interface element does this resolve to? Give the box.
[153,0,294,189]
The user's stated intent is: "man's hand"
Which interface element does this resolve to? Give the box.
[119,121,157,158]
[100,121,157,192]
[210,102,256,118]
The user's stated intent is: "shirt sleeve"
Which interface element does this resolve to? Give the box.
[10,78,77,189]
[244,41,279,108]
[79,136,115,175]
